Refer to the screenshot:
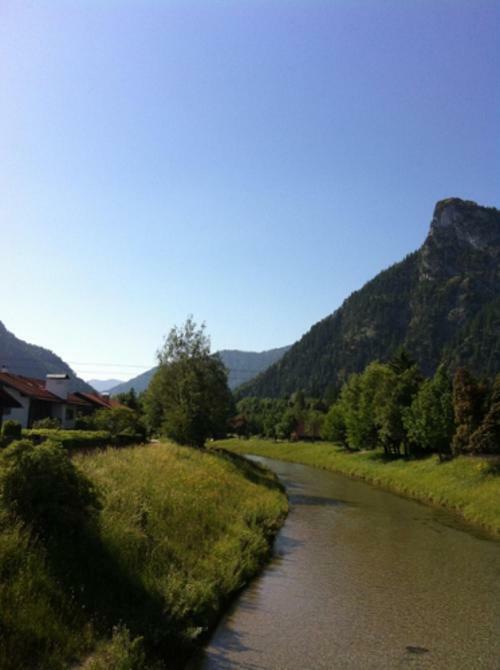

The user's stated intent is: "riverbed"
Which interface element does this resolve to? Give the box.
[190,456,500,669]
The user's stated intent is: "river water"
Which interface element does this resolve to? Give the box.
[190,456,500,670]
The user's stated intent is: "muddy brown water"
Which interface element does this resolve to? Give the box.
[189,456,500,670]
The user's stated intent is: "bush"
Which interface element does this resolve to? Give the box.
[93,408,146,441]
[23,429,112,451]
[0,439,100,538]
[2,420,22,441]
[32,417,61,430]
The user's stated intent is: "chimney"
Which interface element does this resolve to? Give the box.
[45,373,70,399]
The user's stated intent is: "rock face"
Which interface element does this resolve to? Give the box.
[239,198,500,398]
[0,321,93,392]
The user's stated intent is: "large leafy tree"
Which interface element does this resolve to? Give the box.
[144,318,233,448]
[403,366,454,456]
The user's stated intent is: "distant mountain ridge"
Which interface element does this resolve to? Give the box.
[239,198,500,398]
[109,346,291,395]
[0,321,93,393]
[87,379,124,393]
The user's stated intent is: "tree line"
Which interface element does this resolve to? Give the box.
[233,349,500,457]
[109,321,500,458]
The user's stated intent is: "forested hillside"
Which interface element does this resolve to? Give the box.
[240,199,500,397]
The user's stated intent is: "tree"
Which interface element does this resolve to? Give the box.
[375,363,422,456]
[451,368,487,454]
[93,406,146,440]
[321,402,347,444]
[115,388,140,411]
[403,366,454,456]
[144,318,233,448]
[469,375,500,454]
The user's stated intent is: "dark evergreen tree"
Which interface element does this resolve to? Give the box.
[451,368,487,454]
[468,375,500,454]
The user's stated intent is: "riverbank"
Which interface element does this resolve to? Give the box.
[0,441,287,670]
[215,438,500,537]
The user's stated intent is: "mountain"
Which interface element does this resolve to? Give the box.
[109,346,291,395]
[239,198,500,398]
[86,379,124,393]
[0,321,93,392]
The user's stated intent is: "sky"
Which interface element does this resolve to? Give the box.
[1,0,499,381]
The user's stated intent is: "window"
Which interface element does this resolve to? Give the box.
[66,408,74,420]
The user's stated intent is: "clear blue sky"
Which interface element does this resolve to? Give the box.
[1,0,499,381]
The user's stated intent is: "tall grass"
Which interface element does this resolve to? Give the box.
[0,442,287,669]
[216,438,500,537]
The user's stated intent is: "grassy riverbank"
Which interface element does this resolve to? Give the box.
[215,438,500,537]
[0,442,287,670]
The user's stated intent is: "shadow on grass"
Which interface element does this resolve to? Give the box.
[211,448,286,494]
[42,526,188,668]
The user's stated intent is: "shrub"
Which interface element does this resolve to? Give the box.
[22,429,112,451]
[32,417,61,430]
[2,420,21,441]
[0,439,100,538]
[93,408,146,441]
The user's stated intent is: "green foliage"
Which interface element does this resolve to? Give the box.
[32,417,61,429]
[114,389,141,412]
[452,368,488,454]
[144,319,233,447]
[2,420,21,441]
[0,442,287,670]
[404,366,454,455]
[84,626,146,670]
[321,402,347,444]
[469,375,500,454]
[0,440,100,538]
[93,407,146,441]
[375,363,422,456]
[23,429,113,451]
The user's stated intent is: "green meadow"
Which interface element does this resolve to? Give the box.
[0,442,287,670]
[216,438,500,537]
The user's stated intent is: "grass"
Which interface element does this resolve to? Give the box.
[215,438,500,537]
[0,442,287,670]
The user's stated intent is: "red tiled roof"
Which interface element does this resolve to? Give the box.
[67,393,94,407]
[0,372,62,402]
[0,372,110,408]
[73,392,123,409]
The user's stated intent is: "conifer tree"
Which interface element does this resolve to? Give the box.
[469,375,500,454]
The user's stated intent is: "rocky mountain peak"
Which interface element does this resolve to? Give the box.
[420,198,500,281]
[429,198,500,250]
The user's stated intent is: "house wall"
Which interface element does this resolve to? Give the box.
[1,387,30,428]
[52,403,77,429]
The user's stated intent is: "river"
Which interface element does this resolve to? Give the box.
[189,456,500,669]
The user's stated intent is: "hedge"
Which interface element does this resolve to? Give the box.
[21,429,144,451]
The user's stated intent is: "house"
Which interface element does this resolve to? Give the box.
[0,371,118,429]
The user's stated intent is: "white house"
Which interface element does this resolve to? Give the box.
[0,371,116,429]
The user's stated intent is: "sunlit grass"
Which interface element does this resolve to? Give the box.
[216,438,500,537]
[0,442,287,670]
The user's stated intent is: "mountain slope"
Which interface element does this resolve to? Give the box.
[109,346,291,395]
[239,198,500,398]
[87,379,124,393]
[0,321,93,392]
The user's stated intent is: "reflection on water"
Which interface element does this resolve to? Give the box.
[189,457,500,670]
